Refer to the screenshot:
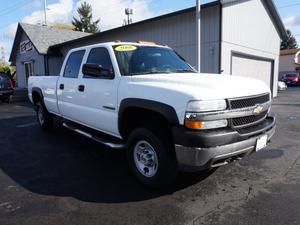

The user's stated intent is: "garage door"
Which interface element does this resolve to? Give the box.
[231,53,273,90]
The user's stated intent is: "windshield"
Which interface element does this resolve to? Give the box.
[114,45,196,76]
[286,74,298,77]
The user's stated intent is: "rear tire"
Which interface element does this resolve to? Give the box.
[36,102,53,131]
[127,128,178,188]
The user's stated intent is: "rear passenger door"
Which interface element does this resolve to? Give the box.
[57,50,86,123]
[76,47,120,137]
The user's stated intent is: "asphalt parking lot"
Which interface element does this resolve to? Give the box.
[0,87,300,225]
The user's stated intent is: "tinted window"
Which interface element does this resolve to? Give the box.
[286,74,298,77]
[0,73,11,89]
[85,47,113,78]
[63,50,85,78]
[114,46,195,76]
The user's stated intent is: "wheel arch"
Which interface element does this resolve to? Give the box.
[31,87,44,105]
[118,98,179,139]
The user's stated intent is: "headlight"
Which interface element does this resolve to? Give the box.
[186,100,227,112]
[185,100,227,130]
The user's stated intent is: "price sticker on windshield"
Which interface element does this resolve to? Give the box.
[115,45,137,52]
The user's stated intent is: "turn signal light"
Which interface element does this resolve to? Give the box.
[184,120,203,129]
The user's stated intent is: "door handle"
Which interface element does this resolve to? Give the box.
[78,85,85,92]
[59,84,64,90]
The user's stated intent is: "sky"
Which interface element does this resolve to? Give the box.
[0,0,299,63]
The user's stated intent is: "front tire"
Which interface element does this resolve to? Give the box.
[127,128,178,188]
[36,102,53,131]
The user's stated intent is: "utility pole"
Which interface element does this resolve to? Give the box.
[124,8,133,25]
[196,0,201,72]
[44,0,48,26]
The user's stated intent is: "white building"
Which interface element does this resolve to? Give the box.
[279,48,300,79]
[10,0,286,96]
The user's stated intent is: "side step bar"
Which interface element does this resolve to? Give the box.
[62,122,125,149]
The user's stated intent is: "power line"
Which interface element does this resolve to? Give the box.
[0,0,33,17]
[278,2,300,9]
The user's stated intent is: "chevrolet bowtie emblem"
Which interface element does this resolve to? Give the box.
[253,105,263,115]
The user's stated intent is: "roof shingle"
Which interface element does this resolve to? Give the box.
[9,23,90,63]
[20,23,90,54]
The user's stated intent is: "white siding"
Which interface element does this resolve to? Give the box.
[59,6,221,73]
[279,54,299,79]
[221,0,281,96]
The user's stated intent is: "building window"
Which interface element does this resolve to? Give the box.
[24,61,34,85]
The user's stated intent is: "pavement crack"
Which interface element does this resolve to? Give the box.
[283,153,300,177]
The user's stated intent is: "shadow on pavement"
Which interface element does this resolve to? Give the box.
[0,116,214,203]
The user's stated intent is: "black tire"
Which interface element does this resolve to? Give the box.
[36,102,53,131]
[127,128,178,188]
[5,95,13,104]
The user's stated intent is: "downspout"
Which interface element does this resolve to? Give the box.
[196,0,201,73]
[44,55,49,76]
[218,0,223,74]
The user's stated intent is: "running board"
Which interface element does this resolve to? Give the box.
[62,122,125,149]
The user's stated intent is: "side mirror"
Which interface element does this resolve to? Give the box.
[82,63,114,79]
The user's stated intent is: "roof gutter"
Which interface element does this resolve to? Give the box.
[263,0,287,39]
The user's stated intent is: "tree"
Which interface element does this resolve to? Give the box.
[53,23,75,31]
[0,66,10,73]
[72,2,100,33]
[281,29,298,50]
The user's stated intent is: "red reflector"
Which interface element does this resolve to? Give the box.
[10,79,14,89]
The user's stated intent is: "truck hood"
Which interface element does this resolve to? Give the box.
[131,73,270,100]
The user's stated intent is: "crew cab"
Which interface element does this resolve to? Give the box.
[28,41,276,187]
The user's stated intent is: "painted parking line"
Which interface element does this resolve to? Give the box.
[16,122,38,128]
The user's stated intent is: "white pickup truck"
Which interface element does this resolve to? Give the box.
[28,41,276,187]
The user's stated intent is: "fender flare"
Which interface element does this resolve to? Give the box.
[31,87,44,104]
[118,98,179,137]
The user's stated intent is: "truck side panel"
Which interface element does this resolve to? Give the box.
[28,76,60,115]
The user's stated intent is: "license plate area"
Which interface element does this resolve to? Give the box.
[256,135,268,151]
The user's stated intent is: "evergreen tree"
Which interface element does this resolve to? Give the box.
[72,2,100,33]
[281,29,298,50]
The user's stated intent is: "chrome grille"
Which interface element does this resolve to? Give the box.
[229,93,270,109]
[228,93,270,129]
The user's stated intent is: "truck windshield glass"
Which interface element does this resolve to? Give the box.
[114,46,196,76]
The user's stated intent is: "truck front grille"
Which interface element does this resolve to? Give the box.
[232,111,268,129]
[228,93,270,129]
[229,93,270,109]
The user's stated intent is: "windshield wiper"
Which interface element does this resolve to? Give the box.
[129,71,172,75]
[175,69,196,73]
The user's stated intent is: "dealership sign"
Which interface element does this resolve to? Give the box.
[295,50,300,65]
[20,40,33,54]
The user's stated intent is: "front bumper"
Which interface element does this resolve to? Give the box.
[173,113,276,172]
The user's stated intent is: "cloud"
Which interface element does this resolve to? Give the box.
[75,0,154,31]
[22,0,73,25]
[1,0,154,62]
[283,15,300,29]
[3,23,18,39]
